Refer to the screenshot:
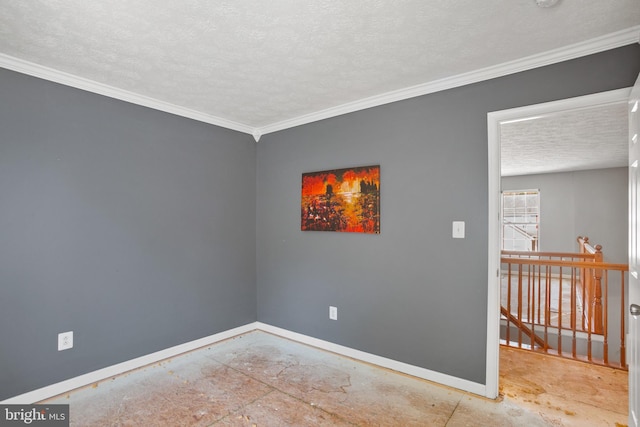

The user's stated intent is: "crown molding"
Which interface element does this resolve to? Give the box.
[1,26,638,142]
[0,53,255,136]
[256,25,640,138]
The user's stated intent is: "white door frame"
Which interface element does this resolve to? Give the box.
[485,87,631,399]
[627,73,640,427]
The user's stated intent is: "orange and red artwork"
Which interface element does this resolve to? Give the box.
[301,165,380,234]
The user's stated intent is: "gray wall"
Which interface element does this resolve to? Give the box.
[256,45,640,385]
[1,44,638,400]
[0,69,257,400]
[502,167,628,363]
[503,167,628,263]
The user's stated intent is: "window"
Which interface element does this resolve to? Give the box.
[502,190,539,251]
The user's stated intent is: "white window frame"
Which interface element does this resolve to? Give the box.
[502,189,540,252]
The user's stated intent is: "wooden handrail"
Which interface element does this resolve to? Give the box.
[502,250,596,260]
[500,237,629,369]
[500,257,627,270]
[578,235,602,256]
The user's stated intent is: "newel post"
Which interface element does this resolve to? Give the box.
[592,244,604,334]
[578,236,589,330]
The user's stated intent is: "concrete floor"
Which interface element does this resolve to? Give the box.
[43,331,627,426]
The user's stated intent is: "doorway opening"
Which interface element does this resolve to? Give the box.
[486,88,631,399]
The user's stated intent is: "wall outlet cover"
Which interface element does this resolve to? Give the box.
[58,331,73,351]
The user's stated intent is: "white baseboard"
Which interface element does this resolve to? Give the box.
[1,323,259,404]
[2,322,489,403]
[256,322,488,397]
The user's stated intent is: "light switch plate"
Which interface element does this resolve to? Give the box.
[452,221,465,238]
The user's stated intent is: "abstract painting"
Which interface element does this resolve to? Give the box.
[301,165,380,234]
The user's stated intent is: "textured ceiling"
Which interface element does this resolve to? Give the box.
[0,0,639,132]
[501,102,629,176]
[0,1,638,175]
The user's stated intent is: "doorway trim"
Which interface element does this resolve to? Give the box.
[485,87,631,399]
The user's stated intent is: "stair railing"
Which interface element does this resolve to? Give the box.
[501,239,628,369]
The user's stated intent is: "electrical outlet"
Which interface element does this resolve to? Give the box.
[58,331,73,351]
[329,306,338,320]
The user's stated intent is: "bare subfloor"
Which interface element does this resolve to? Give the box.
[42,331,627,426]
[499,346,627,426]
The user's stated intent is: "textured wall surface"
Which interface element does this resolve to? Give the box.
[0,69,257,400]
